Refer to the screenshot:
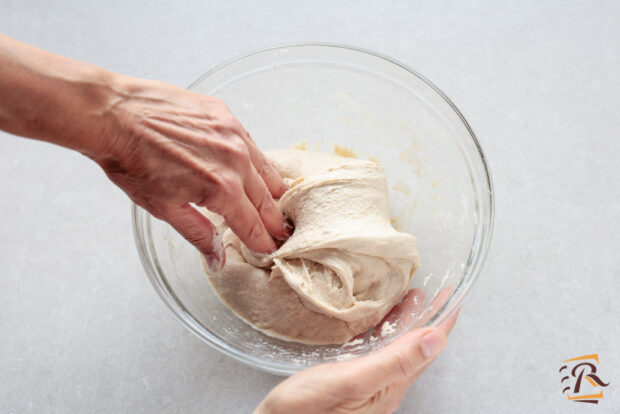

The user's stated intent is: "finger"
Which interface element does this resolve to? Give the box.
[404,310,460,386]
[241,137,288,198]
[364,289,424,340]
[382,380,413,414]
[438,308,459,336]
[154,202,226,271]
[357,287,428,342]
[417,286,456,326]
[244,165,291,241]
[222,193,277,254]
[353,327,447,390]
[377,288,426,330]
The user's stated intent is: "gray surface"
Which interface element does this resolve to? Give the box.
[1,1,619,413]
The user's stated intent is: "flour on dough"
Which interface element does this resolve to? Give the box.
[201,149,420,344]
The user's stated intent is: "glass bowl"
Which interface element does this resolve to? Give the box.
[132,44,494,375]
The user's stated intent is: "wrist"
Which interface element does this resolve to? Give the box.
[48,65,131,159]
[0,35,129,159]
[80,70,132,160]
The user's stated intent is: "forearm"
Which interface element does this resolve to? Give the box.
[0,34,289,255]
[0,34,121,157]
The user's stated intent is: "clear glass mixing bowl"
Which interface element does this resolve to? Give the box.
[132,44,494,375]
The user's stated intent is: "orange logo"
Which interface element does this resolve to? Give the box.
[560,354,610,404]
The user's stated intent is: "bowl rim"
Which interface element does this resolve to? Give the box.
[133,42,495,375]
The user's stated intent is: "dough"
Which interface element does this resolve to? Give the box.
[202,149,420,344]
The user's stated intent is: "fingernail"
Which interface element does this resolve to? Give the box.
[283,219,293,234]
[274,219,293,242]
[420,331,446,358]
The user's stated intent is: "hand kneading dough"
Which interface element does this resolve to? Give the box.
[201,149,420,344]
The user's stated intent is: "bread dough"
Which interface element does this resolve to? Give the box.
[202,149,420,344]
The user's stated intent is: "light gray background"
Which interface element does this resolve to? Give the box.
[1,1,619,413]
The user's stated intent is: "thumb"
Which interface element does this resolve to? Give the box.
[154,202,225,271]
[355,327,447,388]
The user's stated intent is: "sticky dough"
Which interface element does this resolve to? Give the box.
[202,149,420,344]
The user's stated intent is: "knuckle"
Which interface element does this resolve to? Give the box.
[184,231,212,250]
[244,219,265,242]
[256,190,275,215]
[195,189,216,207]
[259,157,276,175]
[224,114,241,129]
[201,95,228,113]
[205,198,226,215]
[214,114,243,136]
[99,158,127,176]
[136,197,161,216]
[208,95,226,107]
[259,159,273,178]
[206,175,242,214]
[220,175,243,200]
[221,139,251,164]
[393,351,415,378]
[146,204,168,221]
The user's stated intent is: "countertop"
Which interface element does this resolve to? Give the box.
[1,1,619,413]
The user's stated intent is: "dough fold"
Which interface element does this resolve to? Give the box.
[202,149,420,344]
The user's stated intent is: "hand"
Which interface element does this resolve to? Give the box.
[94,77,291,266]
[255,289,458,414]
[0,35,291,267]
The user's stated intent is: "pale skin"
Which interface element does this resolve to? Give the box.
[0,34,290,269]
[0,34,458,413]
[255,290,458,414]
